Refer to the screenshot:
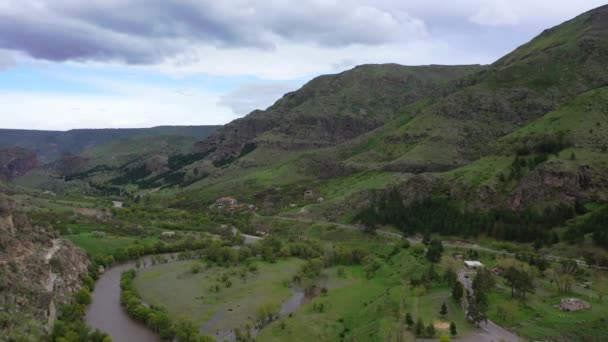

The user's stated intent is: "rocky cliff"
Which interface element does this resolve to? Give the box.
[0,147,39,180]
[0,194,89,339]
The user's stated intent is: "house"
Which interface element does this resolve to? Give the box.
[559,298,591,311]
[304,190,314,197]
[464,260,484,269]
[161,231,176,238]
[112,201,123,208]
[490,267,503,276]
[215,197,238,206]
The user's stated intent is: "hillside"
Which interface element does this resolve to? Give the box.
[0,125,219,163]
[0,147,39,180]
[9,5,608,224]
[0,193,90,340]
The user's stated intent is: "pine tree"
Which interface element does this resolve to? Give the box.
[452,281,463,302]
[405,313,414,329]
[440,302,448,316]
[426,323,436,338]
[450,322,457,336]
[414,318,425,336]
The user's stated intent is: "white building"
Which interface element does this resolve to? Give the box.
[464,260,484,269]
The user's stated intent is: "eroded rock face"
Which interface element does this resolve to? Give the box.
[509,161,605,210]
[0,194,89,338]
[0,147,39,180]
[50,154,90,176]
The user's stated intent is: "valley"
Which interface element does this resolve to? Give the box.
[1,4,608,342]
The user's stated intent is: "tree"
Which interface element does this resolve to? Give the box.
[504,266,535,299]
[256,302,279,326]
[451,281,464,302]
[426,239,444,263]
[414,318,425,336]
[405,313,414,329]
[426,323,436,338]
[545,267,574,294]
[449,322,457,336]
[75,288,92,306]
[440,302,447,316]
[467,292,486,326]
[173,318,200,342]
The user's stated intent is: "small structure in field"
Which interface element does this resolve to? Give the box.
[215,197,238,206]
[317,197,325,203]
[304,190,314,198]
[490,267,503,276]
[464,260,484,269]
[161,231,176,238]
[559,298,591,311]
[112,201,124,208]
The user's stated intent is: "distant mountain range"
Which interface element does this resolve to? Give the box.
[0,126,219,163]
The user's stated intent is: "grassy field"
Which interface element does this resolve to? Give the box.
[134,258,305,335]
[259,245,475,342]
[65,233,159,258]
[487,279,608,340]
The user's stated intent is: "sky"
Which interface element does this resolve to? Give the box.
[0,0,606,130]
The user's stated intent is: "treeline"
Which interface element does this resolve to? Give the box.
[564,205,608,249]
[120,270,215,342]
[212,143,257,168]
[52,272,112,341]
[356,190,574,244]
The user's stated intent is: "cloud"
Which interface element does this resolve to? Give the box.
[218,81,301,115]
[0,50,15,70]
[469,1,519,26]
[0,0,427,64]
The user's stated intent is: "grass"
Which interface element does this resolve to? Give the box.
[487,276,608,340]
[134,258,304,334]
[403,287,471,337]
[258,245,476,342]
[65,233,159,258]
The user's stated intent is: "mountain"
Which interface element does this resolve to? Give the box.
[179,5,608,211]
[195,64,482,159]
[0,147,39,180]
[0,125,220,163]
[13,5,608,219]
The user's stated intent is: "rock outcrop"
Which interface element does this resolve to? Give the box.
[0,147,39,180]
[0,194,89,339]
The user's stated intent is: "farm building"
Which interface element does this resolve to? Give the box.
[464,260,484,269]
[559,298,591,311]
[112,201,123,208]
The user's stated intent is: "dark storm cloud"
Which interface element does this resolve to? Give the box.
[0,1,426,64]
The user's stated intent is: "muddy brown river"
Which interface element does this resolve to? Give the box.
[85,234,306,342]
[85,261,163,342]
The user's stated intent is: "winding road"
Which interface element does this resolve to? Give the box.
[458,269,520,342]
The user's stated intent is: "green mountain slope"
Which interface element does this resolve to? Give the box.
[14,5,608,222]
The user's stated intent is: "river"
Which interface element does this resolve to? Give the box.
[85,232,273,342]
[85,260,163,342]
